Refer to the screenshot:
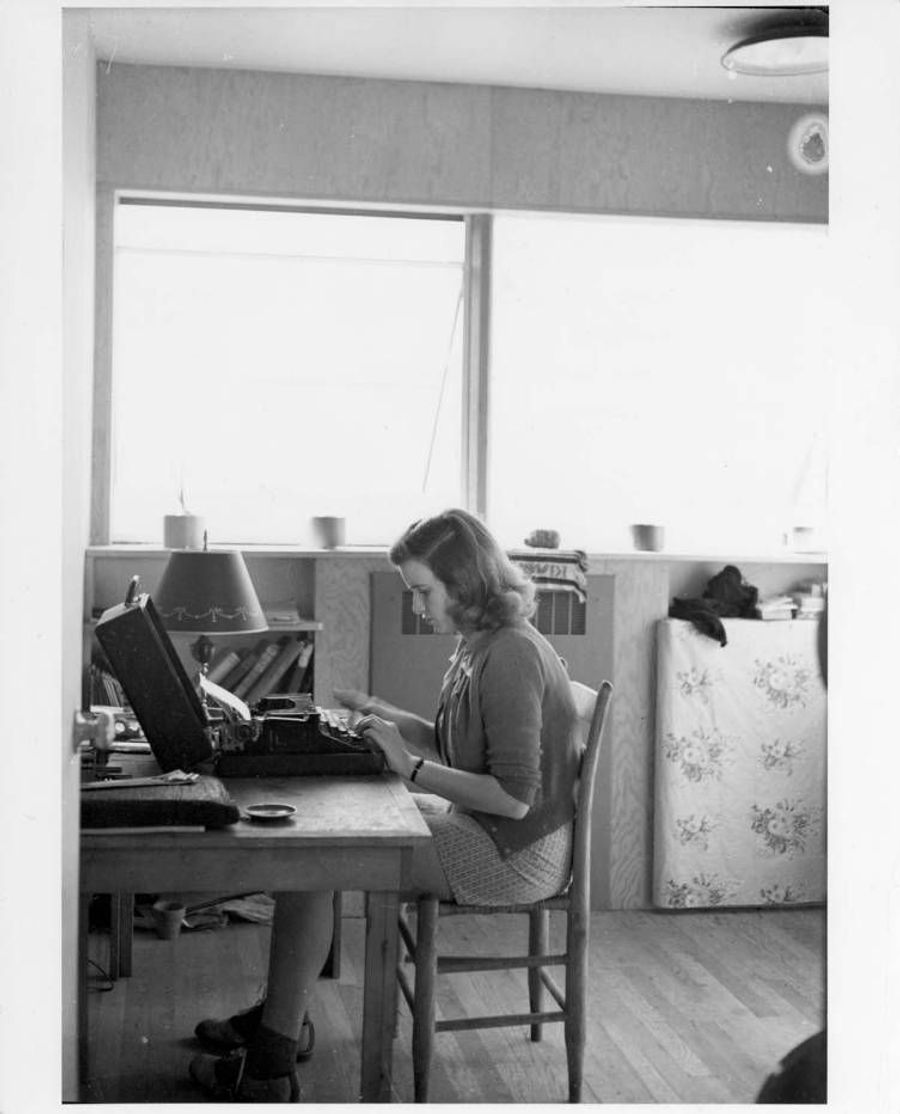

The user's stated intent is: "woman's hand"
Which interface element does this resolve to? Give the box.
[354,714,416,779]
[334,688,376,730]
[334,687,371,713]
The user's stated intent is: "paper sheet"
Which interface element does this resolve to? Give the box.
[200,675,252,722]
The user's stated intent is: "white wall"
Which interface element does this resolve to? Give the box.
[61,11,97,1100]
[0,2,66,1110]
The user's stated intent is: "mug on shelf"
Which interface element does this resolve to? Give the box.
[631,524,665,552]
[312,516,346,549]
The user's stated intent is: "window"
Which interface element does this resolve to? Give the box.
[488,213,829,555]
[110,201,467,545]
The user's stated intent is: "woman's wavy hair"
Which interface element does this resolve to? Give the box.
[389,509,535,633]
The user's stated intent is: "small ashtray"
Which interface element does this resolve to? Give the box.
[244,803,297,823]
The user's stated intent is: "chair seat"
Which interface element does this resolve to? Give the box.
[434,891,571,916]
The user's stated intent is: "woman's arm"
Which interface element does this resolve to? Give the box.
[406,758,529,820]
[334,688,440,759]
[352,713,528,820]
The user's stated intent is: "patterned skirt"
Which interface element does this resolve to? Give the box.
[414,794,572,907]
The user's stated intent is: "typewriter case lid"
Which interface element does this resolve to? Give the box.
[94,590,214,772]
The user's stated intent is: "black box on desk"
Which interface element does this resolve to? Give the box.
[94,591,384,777]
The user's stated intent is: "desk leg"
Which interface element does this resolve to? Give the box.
[109,892,133,979]
[321,890,342,979]
[361,891,400,1102]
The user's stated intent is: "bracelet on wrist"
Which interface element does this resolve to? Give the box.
[409,757,425,784]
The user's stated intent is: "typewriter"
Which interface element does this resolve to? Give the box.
[210,691,385,777]
[93,587,385,777]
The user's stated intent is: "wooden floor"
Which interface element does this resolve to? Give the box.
[82,904,825,1104]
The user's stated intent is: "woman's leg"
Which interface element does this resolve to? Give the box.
[189,889,335,1098]
[261,890,334,1039]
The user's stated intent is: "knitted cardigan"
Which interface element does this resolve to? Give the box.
[435,621,581,858]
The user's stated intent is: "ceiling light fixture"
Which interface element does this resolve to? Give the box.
[721,27,828,77]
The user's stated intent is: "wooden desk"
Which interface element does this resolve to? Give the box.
[80,774,430,1102]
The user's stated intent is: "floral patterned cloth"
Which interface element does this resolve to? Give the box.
[653,618,826,908]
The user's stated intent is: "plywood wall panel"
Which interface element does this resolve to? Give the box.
[593,559,671,908]
[98,65,494,207]
[313,555,391,706]
[491,88,827,221]
[97,63,826,223]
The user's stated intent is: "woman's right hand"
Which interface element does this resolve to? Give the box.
[334,688,373,714]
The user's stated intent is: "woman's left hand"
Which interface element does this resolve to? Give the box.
[354,714,415,778]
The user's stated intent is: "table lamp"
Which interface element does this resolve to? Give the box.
[154,543,267,684]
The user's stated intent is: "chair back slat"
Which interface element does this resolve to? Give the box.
[568,680,613,911]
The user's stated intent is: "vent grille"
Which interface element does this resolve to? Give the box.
[400,589,586,636]
[533,590,586,636]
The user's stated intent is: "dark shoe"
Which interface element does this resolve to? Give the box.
[189,1049,299,1102]
[195,1003,315,1062]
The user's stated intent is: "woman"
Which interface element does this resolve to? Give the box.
[189,509,582,1101]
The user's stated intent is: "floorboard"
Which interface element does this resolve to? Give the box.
[82,905,825,1103]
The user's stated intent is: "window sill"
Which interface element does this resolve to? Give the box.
[87,544,827,564]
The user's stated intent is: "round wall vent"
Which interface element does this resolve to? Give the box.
[788,113,829,176]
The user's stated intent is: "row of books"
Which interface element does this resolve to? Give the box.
[90,664,127,708]
[207,635,314,704]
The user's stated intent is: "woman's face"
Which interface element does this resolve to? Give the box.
[400,559,457,635]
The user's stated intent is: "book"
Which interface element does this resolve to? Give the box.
[220,644,264,692]
[95,667,125,708]
[296,643,315,693]
[756,595,797,621]
[276,657,302,695]
[243,637,309,705]
[278,641,314,694]
[233,638,285,700]
[207,649,242,685]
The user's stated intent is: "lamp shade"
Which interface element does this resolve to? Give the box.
[154,549,267,634]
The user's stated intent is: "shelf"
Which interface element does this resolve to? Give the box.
[263,618,323,632]
[87,616,323,632]
[85,543,826,565]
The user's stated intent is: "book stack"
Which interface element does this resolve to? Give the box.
[211,636,314,703]
[756,595,796,621]
[792,593,827,620]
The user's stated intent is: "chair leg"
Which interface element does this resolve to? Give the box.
[528,908,549,1041]
[412,897,439,1103]
[565,908,588,1103]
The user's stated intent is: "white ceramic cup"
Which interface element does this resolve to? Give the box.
[151,899,186,940]
[312,516,346,549]
[163,514,205,549]
[631,524,665,552]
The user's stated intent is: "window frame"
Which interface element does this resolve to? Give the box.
[91,191,491,545]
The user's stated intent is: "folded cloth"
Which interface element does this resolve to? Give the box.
[508,549,588,603]
[81,774,240,829]
[669,565,760,646]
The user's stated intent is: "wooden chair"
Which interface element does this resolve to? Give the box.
[396,679,613,1103]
